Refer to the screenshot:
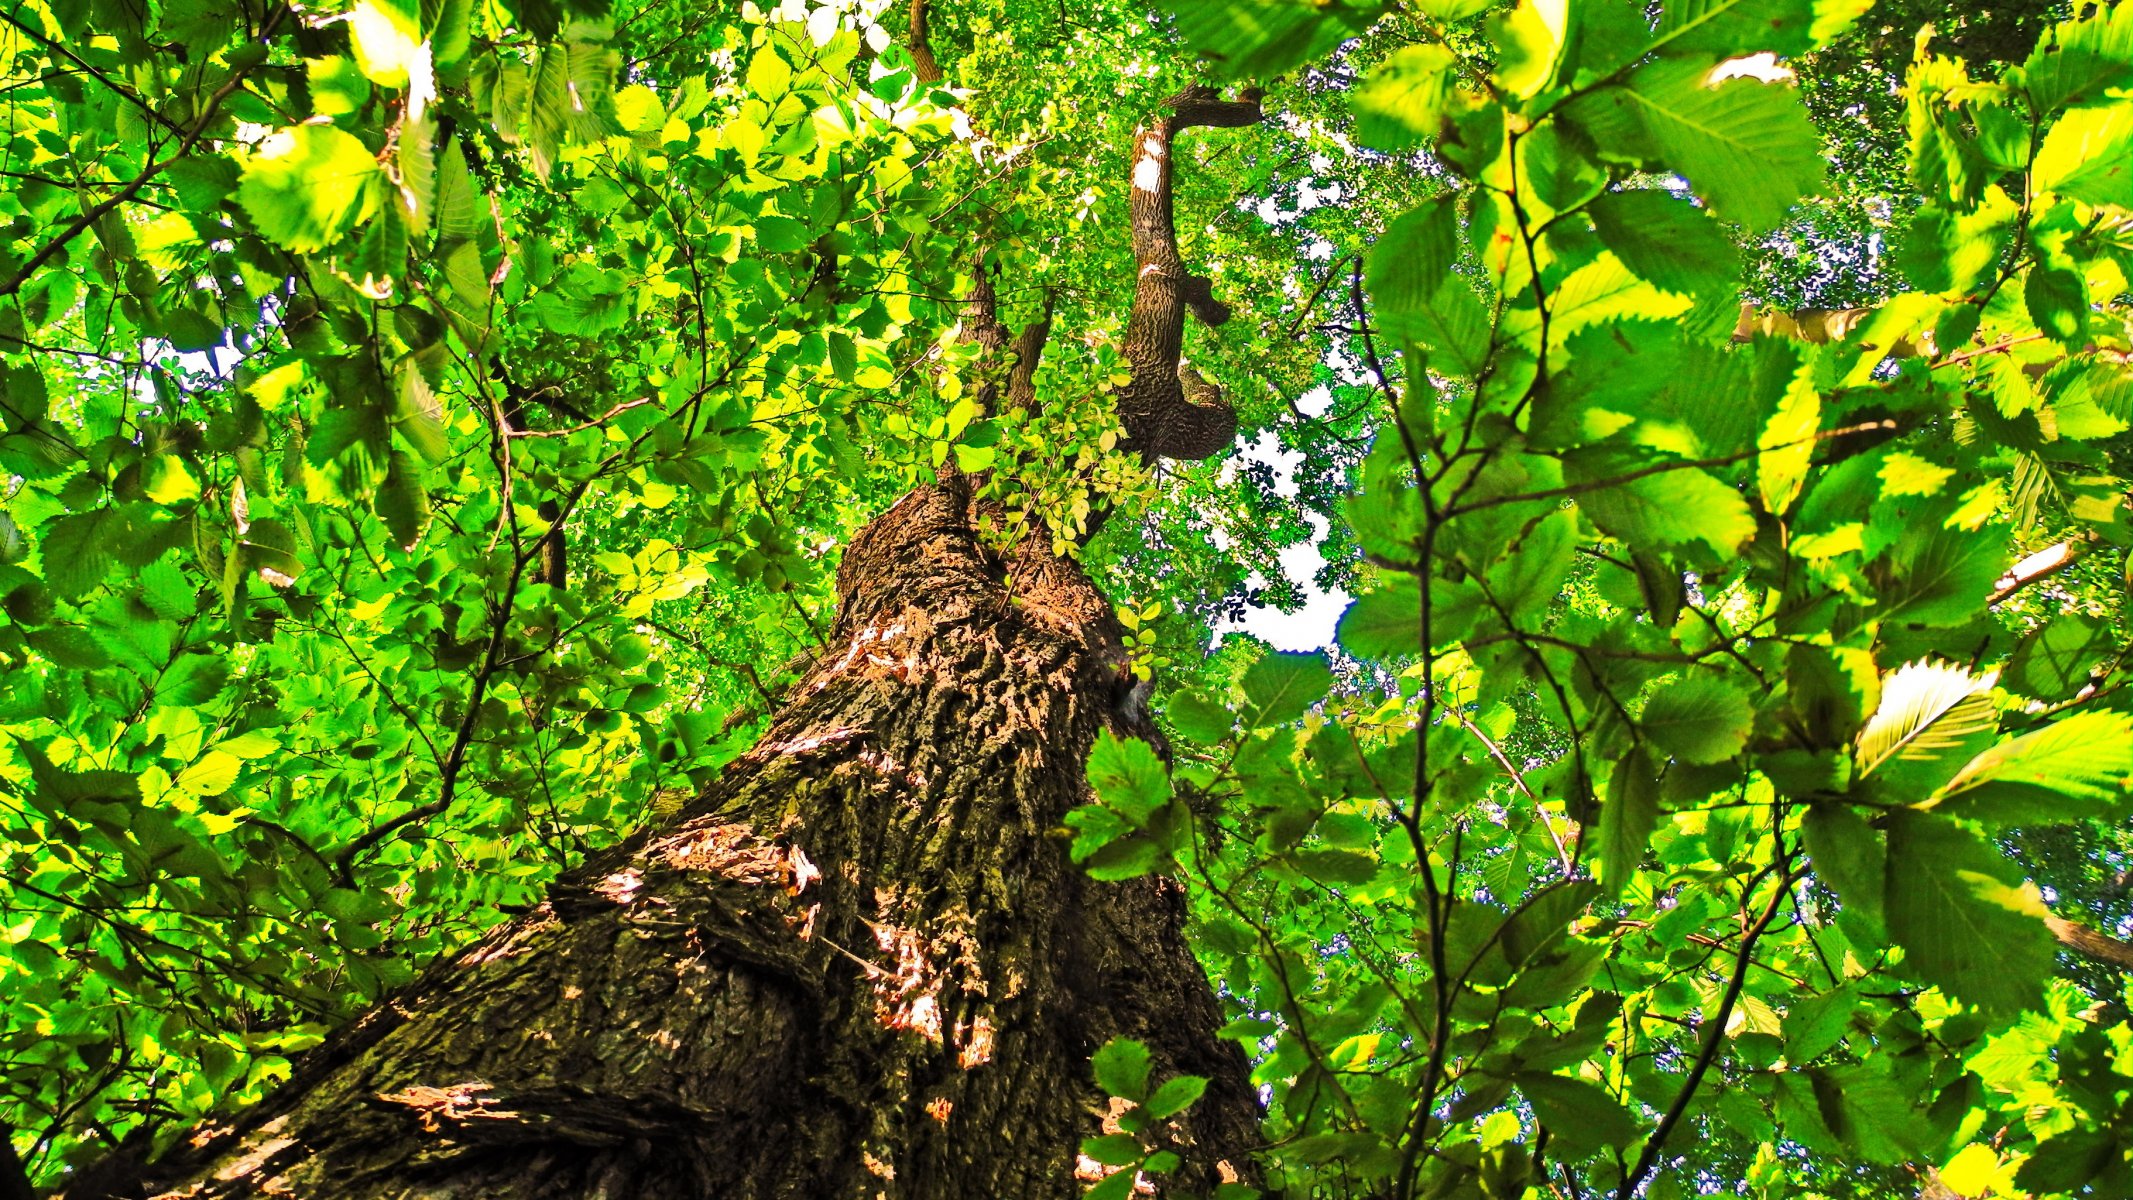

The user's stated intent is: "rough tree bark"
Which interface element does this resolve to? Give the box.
[62,480,1255,1200]
[55,25,1268,1200]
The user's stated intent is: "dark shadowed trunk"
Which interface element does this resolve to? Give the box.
[59,479,1258,1200]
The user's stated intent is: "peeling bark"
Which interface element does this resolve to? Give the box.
[63,482,1258,1200]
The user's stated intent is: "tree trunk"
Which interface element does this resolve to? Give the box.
[63,479,1257,1200]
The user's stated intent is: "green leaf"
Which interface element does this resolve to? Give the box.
[347,0,427,88]
[1086,730,1172,824]
[1082,836,1164,881]
[1640,677,1753,765]
[1515,1072,1641,1156]
[745,44,792,100]
[1367,198,1491,376]
[1652,0,1818,57]
[39,508,123,598]
[376,450,431,550]
[1080,1133,1144,1167]
[1353,44,1475,151]
[1928,711,2133,825]
[238,125,384,253]
[1875,532,2002,628]
[160,653,230,707]
[1803,805,1885,934]
[1143,1074,1209,1119]
[1294,848,1378,886]
[1586,189,1740,297]
[1084,1168,1139,1200]
[1782,985,1857,1062]
[2022,260,2088,345]
[1336,577,1419,659]
[1884,812,2053,1016]
[307,55,373,117]
[2004,613,2113,700]
[1168,0,1383,80]
[1596,747,1660,895]
[1491,0,1572,97]
[1855,660,1998,797]
[2013,1128,2119,1192]
[2020,3,2133,114]
[1606,58,1826,231]
[1092,1037,1153,1100]
[1163,691,1234,743]
[1241,651,1333,726]
[1565,451,1756,557]
[2032,105,2133,207]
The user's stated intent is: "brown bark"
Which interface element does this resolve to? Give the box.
[907,0,941,84]
[959,259,1053,417]
[2049,914,2133,971]
[62,481,1258,1200]
[1116,86,1260,463]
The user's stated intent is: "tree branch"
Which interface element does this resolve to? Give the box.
[1114,85,1261,462]
[2047,914,2133,971]
[0,13,283,297]
[1617,866,1797,1199]
[907,0,942,83]
[1990,535,2094,604]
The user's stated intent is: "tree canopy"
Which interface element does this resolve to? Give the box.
[3,0,2133,1196]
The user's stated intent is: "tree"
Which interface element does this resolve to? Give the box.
[6,0,2133,1197]
[2,0,1285,1194]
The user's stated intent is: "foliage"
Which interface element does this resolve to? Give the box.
[3,0,2133,1195]
[1063,0,2133,1196]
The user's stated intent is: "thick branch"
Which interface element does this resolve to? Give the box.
[1990,535,2094,604]
[907,0,942,84]
[957,259,1050,416]
[1115,85,1261,462]
[2048,914,2133,971]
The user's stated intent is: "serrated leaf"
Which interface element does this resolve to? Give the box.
[1087,730,1171,823]
[1875,531,2002,628]
[1143,1074,1209,1119]
[1241,651,1333,726]
[1804,805,1885,934]
[1782,984,1857,1062]
[2033,104,2133,207]
[1294,848,1378,886]
[1336,578,1419,659]
[1597,747,1660,895]
[1566,451,1756,557]
[1652,0,1818,57]
[1855,660,1998,797]
[1884,812,2053,1016]
[2020,3,2133,114]
[1928,711,2133,825]
[1587,188,1741,297]
[1081,835,1163,880]
[1641,677,1753,764]
[1367,198,1491,376]
[1515,1072,1642,1156]
[1092,1037,1153,1100]
[1353,44,1474,151]
[238,125,384,253]
[1167,0,1382,80]
[1609,58,1826,231]
[2004,613,2112,700]
[1163,691,1234,744]
[40,508,126,599]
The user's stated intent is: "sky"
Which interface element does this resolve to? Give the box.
[1215,397,1350,651]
